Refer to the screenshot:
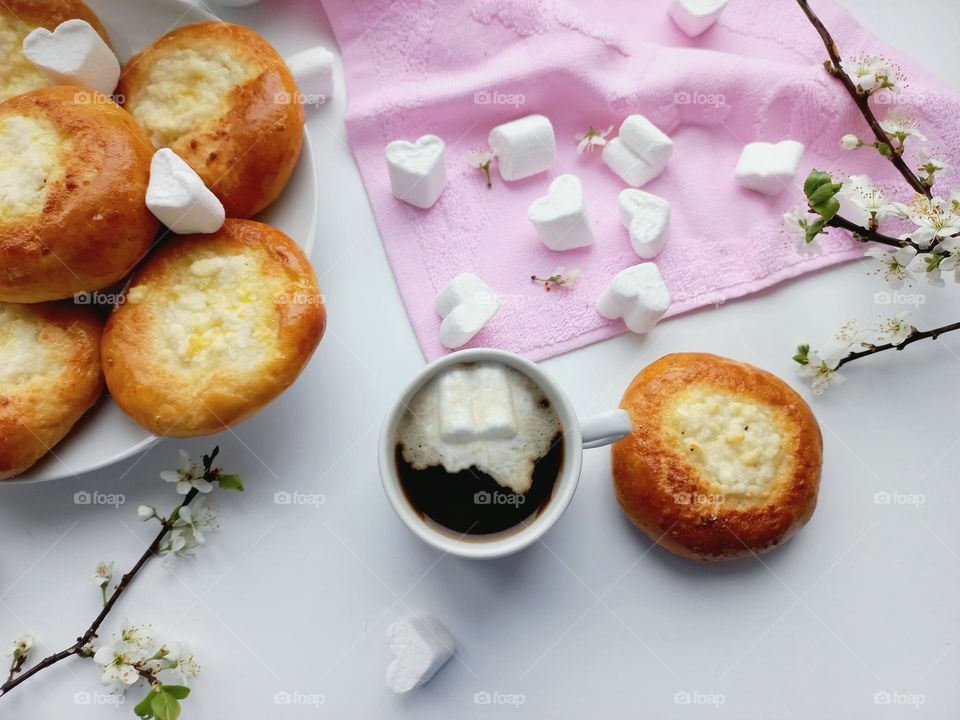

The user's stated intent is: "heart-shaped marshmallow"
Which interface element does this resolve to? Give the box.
[386,616,455,694]
[618,189,671,259]
[734,140,805,196]
[146,149,225,235]
[597,263,671,334]
[668,0,728,37]
[23,20,120,96]
[528,174,595,251]
[436,272,500,349]
[386,134,447,209]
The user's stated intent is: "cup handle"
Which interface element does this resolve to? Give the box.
[580,409,632,449]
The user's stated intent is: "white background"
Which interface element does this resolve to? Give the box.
[2,0,959,717]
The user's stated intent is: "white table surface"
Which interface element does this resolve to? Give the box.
[2,1,959,718]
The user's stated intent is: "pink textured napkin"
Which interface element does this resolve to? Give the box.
[321,0,960,361]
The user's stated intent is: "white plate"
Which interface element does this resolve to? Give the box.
[14,0,319,484]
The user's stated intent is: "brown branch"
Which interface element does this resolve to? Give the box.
[0,480,204,697]
[1,447,229,695]
[835,320,960,370]
[795,0,932,199]
[826,214,918,250]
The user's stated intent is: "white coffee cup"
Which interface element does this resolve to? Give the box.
[378,348,632,559]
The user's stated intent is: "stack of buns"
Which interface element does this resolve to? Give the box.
[0,0,324,479]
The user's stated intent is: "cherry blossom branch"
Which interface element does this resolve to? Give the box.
[0,488,199,697]
[795,0,932,198]
[826,214,919,250]
[834,319,960,369]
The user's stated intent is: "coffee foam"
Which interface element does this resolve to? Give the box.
[397,362,562,494]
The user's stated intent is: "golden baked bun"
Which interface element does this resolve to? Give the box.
[0,0,111,102]
[118,22,305,219]
[102,219,325,437]
[0,301,104,480]
[0,86,159,303]
[612,353,822,561]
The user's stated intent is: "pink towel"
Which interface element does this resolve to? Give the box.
[321,0,960,361]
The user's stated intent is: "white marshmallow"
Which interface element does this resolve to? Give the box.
[286,46,335,103]
[619,115,674,168]
[618,189,671,259]
[386,135,447,209]
[527,174,594,251]
[438,365,517,444]
[436,273,499,349]
[734,140,805,196]
[22,20,120,97]
[488,114,556,181]
[146,149,225,235]
[668,0,728,37]
[386,616,455,695]
[602,138,666,188]
[597,263,671,334]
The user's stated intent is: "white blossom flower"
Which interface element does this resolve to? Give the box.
[839,175,898,225]
[873,312,915,346]
[575,125,613,154]
[91,561,113,590]
[7,634,33,659]
[865,245,917,288]
[901,195,960,247]
[93,643,141,688]
[936,236,960,282]
[783,206,822,255]
[840,134,861,150]
[917,149,949,175]
[164,642,201,685]
[173,499,218,546]
[909,252,945,287]
[879,108,926,143]
[161,450,212,495]
[466,147,495,188]
[137,505,156,521]
[797,350,845,395]
[833,320,862,351]
[840,55,902,93]
[118,619,155,657]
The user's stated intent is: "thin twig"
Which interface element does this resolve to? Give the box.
[795,0,932,198]
[826,214,919,250]
[0,488,199,696]
[835,320,960,369]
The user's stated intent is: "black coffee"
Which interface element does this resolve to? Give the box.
[396,436,563,537]
[394,361,565,540]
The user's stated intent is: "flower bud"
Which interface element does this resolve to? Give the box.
[840,134,861,150]
[137,505,156,521]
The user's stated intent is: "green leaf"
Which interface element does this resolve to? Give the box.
[811,195,840,222]
[805,217,827,243]
[217,474,244,492]
[793,344,810,366]
[151,690,181,720]
[134,690,157,718]
[163,685,191,700]
[876,141,892,157]
[803,169,835,199]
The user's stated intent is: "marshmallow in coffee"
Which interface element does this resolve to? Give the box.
[397,362,562,495]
